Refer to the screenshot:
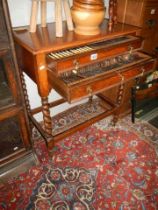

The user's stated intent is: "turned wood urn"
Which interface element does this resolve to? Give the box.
[71,0,105,35]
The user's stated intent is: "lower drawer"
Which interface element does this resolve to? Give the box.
[48,57,155,103]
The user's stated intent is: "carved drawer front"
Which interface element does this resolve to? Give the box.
[48,52,155,103]
[47,35,142,75]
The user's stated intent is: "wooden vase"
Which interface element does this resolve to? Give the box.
[71,0,105,35]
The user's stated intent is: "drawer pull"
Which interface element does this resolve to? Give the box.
[73,59,79,70]
[87,86,93,96]
[128,45,134,54]
[141,67,145,76]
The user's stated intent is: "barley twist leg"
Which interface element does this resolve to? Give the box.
[113,83,125,125]
[20,72,31,113]
[113,0,117,25]
[41,96,52,137]
[108,0,114,32]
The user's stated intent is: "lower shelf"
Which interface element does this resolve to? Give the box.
[51,98,112,136]
[30,97,116,149]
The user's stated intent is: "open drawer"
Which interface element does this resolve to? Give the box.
[48,51,155,103]
[47,35,142,75]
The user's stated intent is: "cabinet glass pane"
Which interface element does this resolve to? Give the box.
[0,58,14,108]
[0,1,9,50]
[0,116,24,159]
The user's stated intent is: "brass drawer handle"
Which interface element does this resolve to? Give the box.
[128,45,134,54]
[141,67,145,76]
[72,59,79,74]
[87,86,93,96]
[73,59,79,70]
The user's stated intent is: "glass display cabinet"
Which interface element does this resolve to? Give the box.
[0,0,37,180]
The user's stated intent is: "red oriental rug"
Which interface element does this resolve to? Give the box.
[0,116,158,210]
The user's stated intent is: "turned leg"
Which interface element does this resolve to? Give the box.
[108,0,117,31]
[41,96,52,137]
[35,53,53,144]
[108,0,114,32]
[20,71,36,138]
[113,81,125,125]
[20,72,31,114]
[113,0,117,25]
[131,87,136,123]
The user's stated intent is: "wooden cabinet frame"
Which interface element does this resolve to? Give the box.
[0,0,37,178]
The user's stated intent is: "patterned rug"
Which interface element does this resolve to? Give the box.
[0,116,158,210]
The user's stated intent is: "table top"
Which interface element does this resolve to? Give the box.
[13,19,141,55]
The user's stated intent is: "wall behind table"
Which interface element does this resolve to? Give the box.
[7,0,109,121]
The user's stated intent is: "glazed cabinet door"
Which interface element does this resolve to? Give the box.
[0,0,9,49]
[0,109,31,165]
[0,0,36,173]
[0,50,21,110]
